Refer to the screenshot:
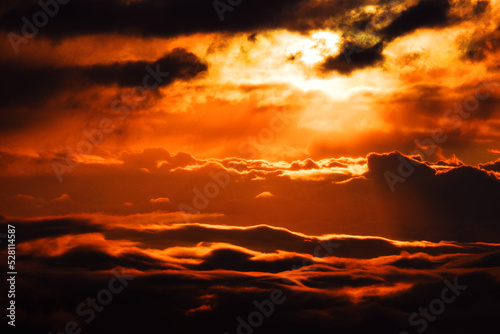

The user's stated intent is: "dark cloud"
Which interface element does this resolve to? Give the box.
[0,0,395,42]
[479,159,500,172]
[0,0,305,39]
[0,48,207,131]
[0,0,475,42]
[84,48,207,88]
[0,216,103,243]
[319,0,452,74]
[193,247,324,273]
[2,216,499,334]
[366,151,436,182]
[365,151,500,242]
[459,250,500,268]
[0,48,206,108]
[102,222,498,259]
[2,149,500,243]
[35,246,173,271]
[320,0,487,75]
[320,42,385,75]
[248,33,257,42]
[4,215,498,260]
[0,0,488,79]
[381,0,451,40]
[389,256,444,270]
[473,1,490,15]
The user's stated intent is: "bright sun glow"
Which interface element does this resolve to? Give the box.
[287,30,341,65]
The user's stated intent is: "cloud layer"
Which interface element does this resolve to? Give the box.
[1,150,499,243]
[1,217,499,333]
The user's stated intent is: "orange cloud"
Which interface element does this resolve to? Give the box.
[255,191,274,198]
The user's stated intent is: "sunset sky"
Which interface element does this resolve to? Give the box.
[1,0,500,333]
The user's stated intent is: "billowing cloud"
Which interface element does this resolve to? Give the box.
[1,149,499,242]
[1,216,499,334]
[0,48,207,131]
[1,2,500,333]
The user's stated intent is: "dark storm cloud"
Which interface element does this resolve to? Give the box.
[319,0,487,74]
[0,0,488,78]
[0,0,477,43]
[0,0,304,39]
[320,41,385,75]
[84,48,207,88]
[320,0,452,74]
[7,270,496,334]
[0,48,206,108]
[365,151,500,242]
[0,48,207,131]
[0,0,389,41]
[2,215,500,334]
[380,0,451,40]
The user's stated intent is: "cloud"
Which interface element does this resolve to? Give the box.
[289,158,319,170]
[0,216,104,242]
[1,216,499,334]
[479,159,500,172]
[255,191,274,198]
[1,149,500,242]
[318,0,491,75]
[54,193,71,201]
[381,0,451,40]
[0,0,308,38]
[84,48,208,88]
[149,197,171,204]
[365,151,500,242]
[459,24,500,61]
[0,0,481,44]
[0,48,207,130]
[319,42,385,75]
[2,2,500,332]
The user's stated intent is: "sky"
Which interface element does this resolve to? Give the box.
[0,0,499,333]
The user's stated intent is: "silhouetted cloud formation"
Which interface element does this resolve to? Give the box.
[0,48,207,109]
[0,217,498,334]
[366,151,500,242]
